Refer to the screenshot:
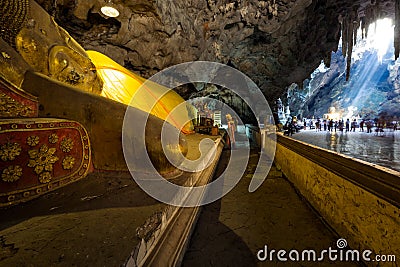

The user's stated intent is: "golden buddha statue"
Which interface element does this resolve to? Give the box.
[0,0,103,93]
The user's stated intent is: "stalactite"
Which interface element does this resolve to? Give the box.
[353,19,359,46]
[395,0,400,60]
[342,16,348,58]
[364,4,376,39]
[346,14,354,81]
[324,52,331,68]
[361,17,366,39]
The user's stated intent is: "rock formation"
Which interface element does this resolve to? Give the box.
[35,0,397,109]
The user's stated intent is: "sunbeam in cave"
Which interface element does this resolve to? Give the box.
[286,18,399,121]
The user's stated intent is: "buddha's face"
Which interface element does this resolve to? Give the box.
[14,2,103,94]
[48,45,103,93]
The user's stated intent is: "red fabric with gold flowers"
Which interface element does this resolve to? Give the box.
[0,119,91,206]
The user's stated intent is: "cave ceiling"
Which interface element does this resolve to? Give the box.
[36,0,397,105]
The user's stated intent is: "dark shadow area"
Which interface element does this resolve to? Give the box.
[0,171,160,231]
[183,149,258,266]
[184,138,363,267]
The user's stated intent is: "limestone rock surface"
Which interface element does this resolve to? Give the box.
[36,0,396,107]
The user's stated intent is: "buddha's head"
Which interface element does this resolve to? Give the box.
[1,0,103,93]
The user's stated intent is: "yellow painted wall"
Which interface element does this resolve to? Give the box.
[266,134,400,266]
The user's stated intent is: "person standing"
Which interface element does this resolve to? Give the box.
[328,119,333,131]
[360,120,364,132]
[351,119,356,132]
[339,120,344,132]
[366,120,372,133]
[288,121,294,136]
[226,114,236,147]
[345,119,350,132]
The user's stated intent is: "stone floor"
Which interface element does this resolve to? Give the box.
[288,128,400,172]
[183,136,361,267]
[0,131,369,266]
[0,133,219,267]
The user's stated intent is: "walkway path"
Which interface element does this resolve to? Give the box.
[183,135,361,266]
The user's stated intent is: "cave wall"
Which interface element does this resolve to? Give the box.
[34,0,336,102]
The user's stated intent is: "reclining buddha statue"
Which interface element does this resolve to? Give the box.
[0,0,191,206]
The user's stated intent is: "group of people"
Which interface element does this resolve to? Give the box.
[304,118,395,133]
[283,118,301,136]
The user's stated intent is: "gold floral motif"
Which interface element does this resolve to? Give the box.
[48,133,59,144]
[0,93,34,117]
[1,52,11,59]
[2,165,22,182]
[27,135,39,147]
[60,138,74,153]
[27,144,59,180]
[62,156,75,170]
[0,142,22,161]
[39,172,52,184]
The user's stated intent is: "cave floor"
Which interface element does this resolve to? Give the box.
[0,132,364,266]
[183,136,361,267]
[0,133,220,267]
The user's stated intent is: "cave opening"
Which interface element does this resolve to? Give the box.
[174,83,258,129]
[282,17,400,173]
[283,17,399,124]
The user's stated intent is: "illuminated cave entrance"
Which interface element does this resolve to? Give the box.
[281,18,400,172]
[174,82,258,133]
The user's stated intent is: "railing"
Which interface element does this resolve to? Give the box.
[245,124,261,146]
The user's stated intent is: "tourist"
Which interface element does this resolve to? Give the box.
[345,119,350,132]
[226,114,236,146]
[328,119,333,131]
[351,119,357,132]
[366,120,372,133]
[360,120,364,132]
[339,120,344,132]
[288,121,294,136]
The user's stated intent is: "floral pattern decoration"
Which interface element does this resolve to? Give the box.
[27,135,39,147]
[48,133,59,144]
[27,144,59,184]
[62,156,75,170]
[60,138,74,153]
[39,172,52,184]
[0,142,22,161]
[2,165,22,182]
